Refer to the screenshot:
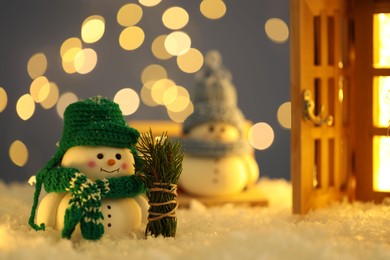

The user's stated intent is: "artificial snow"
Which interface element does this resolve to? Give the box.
[1,178,390,260]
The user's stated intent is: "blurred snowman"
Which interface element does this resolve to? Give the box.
[179,51,260,196]
[28,97,148,240]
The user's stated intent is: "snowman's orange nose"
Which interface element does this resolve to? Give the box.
[107,159,116,166]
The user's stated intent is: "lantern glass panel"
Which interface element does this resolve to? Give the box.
[373,136,390,192]
[373,13,390,68]
[373,76,390,128]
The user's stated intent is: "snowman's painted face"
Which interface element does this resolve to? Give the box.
[188,122,240,142]
[61,146,135,181]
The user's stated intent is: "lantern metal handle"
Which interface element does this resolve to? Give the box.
[303,89,333,126]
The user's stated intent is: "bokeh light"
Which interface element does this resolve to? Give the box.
[138,0,161,7]
[16,94,35,121]
[167,101,193,123]
[27,53,47,79]
[0,87,8,113]
[177,48,204,73]
[162,6,189,30]
[166,94,190,113]
[60,37,82,57]
[61,37,83,74]
[62,60,77,74]
[200,0,227,20]
[164,85,190,112]
[74,48,98,74]
[248,122,275,150]
[141,64,168,84]
[163,85,178,105]
[56,92,78,119]
[151,78,176,105]
[141,81,159,107]
[165,31,191,56]
[40,82,59,110]
[114,88,140,116]
[151,35,173,60]
[81,15,105,44]
[119,26,145,51]
[30,76,50,103]
[117,3,143,27]
[265,18,289,43]
[9,140,29,167]
[277,101,291,129]
[163,85,190,107]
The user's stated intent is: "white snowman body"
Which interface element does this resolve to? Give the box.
[36,146,148,237]
[179,122,259,196]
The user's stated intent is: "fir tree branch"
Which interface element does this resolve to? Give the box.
[137,129,183,238]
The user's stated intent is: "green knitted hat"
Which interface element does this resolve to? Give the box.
[42,96,140,181]
[59,96,139,153]
[48,96,140,172]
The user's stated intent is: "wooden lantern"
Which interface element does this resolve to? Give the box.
[291,0,390,213]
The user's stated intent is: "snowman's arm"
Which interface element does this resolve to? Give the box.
[36,192,67,228]
[242,154,260,185]
[98,175,146,199]
[134,195,149,224]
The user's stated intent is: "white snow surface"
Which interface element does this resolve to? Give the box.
[2,178,390,260]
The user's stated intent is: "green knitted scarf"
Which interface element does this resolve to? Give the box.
[28,166,146,240]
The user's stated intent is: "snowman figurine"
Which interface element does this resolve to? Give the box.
[179,50,259,197]
[29,97,148,240]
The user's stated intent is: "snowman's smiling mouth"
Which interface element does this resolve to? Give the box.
[100,168,120,173]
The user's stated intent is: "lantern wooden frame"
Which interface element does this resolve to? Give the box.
[291,0,390,214]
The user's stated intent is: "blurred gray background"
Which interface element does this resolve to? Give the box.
[0,0,290,183]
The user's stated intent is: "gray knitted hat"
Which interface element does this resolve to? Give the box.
[183,50,245,135]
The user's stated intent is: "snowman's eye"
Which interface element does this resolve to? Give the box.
[220,127,225,132]
[97,153,104,159]
[115,153,122,160]
[209,125,215,132]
